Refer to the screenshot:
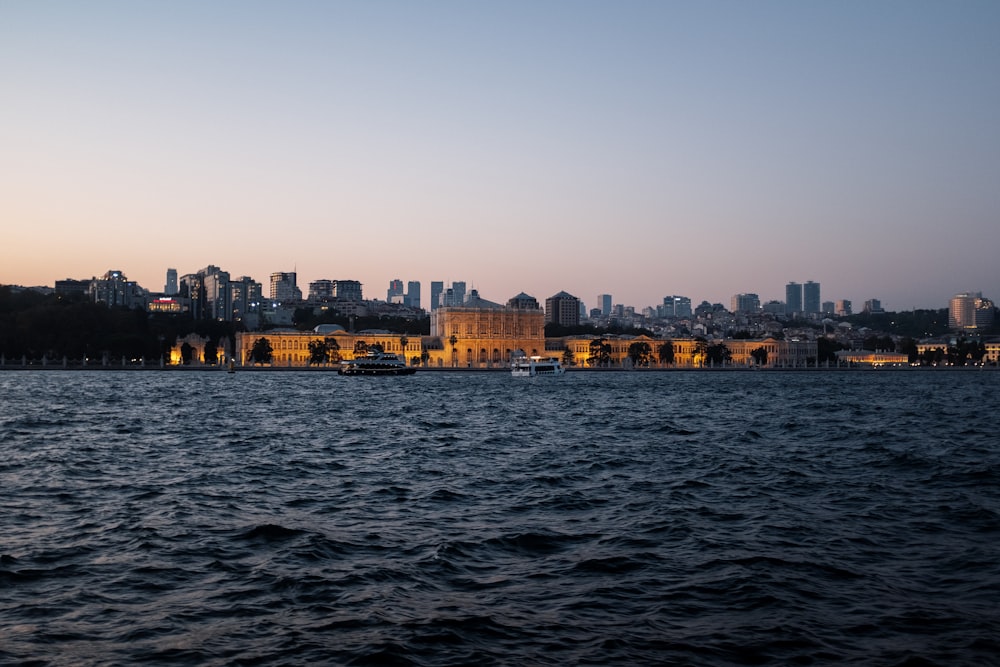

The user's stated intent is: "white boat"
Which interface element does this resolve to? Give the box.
[339,350,416,376]
[511,354,565,377]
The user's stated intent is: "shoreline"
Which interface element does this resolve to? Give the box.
[1,364,995,373]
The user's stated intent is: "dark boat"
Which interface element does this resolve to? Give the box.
[338,350,416,376]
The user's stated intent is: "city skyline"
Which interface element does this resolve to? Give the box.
[2,2,998,311]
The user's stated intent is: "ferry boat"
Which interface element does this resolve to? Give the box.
[338,350,416,376]
[511,354,565,377]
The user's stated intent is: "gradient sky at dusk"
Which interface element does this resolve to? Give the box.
[2,1,998,312]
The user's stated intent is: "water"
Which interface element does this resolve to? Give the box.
[2,370,999,666]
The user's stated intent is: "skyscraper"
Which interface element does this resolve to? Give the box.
[731,293,760,313]
[545,291,581,327]
[270,272,301,303]
[202,266,231,320]
[661,295,692,318]
[598,294,612,317]
[230,276,262,322]
[949,292,995,330]
[387,279,404,302]
[406,281,421,310]
[785,282,803,315]
[803,281,821,314]
[430,281,444,310]
[308,280,333,301]
[165,268,178,295]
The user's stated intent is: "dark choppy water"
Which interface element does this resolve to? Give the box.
[2,369,999,666]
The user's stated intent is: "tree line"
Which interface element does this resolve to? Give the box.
[0,287,235,362]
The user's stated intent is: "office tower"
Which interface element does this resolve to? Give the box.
[545,291,581,327]
[331,280,363,301]
[387,279,404,302]
[270,272,301,303]
[661,295,692,318]
[430,281,444,310]
[863,298,883,313]
[165,268,178,295]
[202,267,231,320]
[90,270,141,308]
[308,280,333,301]
[785,282,803,315]
[598,294,612,317]
[230,276,262,321]
[822,301,835,315]
[835,300,852,316]
[762,300,785,315]
[804,281,821,314]
[451,281,467,305]
[949,292,995,330]
[731,293,760,313]
[508,292,540,310]
[406,281,421,309]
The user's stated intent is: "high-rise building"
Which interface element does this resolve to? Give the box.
[661,295,692,318]
[545,291,581,327]
[949,292,995,330]
[165,268,178,295]
[836,300,852,316]
[785,282,803,315]
[202,266,231,320]
[90,269,144,309]
[451,281,466,305]
[439,281,467,308]
[405,281,421,310]
[430,281,444,310]
[863,298,884,313]
[270,272,301,303]
[598,294,612,317]
[762,300,785,315]
[331,280,363,301]
[230,276,262,322]
[822,301,835,315]
[387,279,404,303]
[508,292,540,310]
[804,281,821,314]
[731,293,760,313]
[308,280,333,301]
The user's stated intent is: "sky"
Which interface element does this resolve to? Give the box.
[2,1,998,312]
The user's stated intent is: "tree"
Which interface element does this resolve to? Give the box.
[180,342,194,365]
[249,337,273,365]
[561,348,575,366]
[750,346,768,366]
[449,335,458,366]
[308,339,329,365]
[325,337,341,363]
[657,341,675,366]
[588,338,611,367]
[693,339,708,367]
[627,341,651,367]
[204,339,218,365]
[816,337,844,365]
[354,340,369,355]
[705,343,732,366]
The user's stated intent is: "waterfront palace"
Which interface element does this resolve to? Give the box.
[207,291,821,369]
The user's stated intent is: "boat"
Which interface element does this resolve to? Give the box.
[338,350,416,376]
[511,353,565,377]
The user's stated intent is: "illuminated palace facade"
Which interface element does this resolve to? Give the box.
[225,289,821,368]
[429,291,546,367]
